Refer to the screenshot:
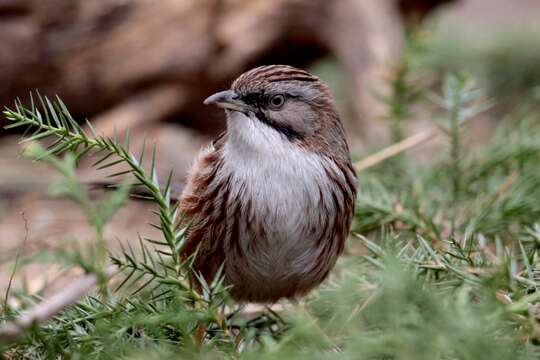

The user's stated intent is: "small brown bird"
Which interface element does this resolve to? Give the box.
[179,65,356,303]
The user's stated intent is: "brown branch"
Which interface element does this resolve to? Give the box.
[0,265,119,342]
[354,129,436,172]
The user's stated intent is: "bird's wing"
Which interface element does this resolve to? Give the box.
[178,132,228,280]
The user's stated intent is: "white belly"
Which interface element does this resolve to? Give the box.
[221,111,339,279]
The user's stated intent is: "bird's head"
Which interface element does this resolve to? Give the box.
[204,65,349,157]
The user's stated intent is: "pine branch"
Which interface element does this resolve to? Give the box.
[4,95,185,269]
[1,95,216,345]
[0,266,119,342]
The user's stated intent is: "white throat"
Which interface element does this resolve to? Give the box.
[223,111,324,192]
[221,111,338,248]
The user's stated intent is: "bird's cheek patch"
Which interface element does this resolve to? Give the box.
[273,103,318,136]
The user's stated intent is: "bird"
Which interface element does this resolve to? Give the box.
[179,65,357,303]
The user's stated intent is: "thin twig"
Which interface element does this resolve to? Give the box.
[0,265,119,342]
[3,212,30,313]
[354,129,436,172]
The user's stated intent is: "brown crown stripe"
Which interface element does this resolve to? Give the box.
[266,76,318,83]
[262,68,314,77]
[245,66,317,82]
[261,70,316,80]
[252,65,307,75]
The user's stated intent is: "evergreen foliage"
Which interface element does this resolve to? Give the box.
[1,61,540,359]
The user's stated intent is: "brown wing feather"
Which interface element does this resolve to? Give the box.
[179,132,228,281]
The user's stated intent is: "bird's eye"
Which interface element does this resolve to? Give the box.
[268,94,285,109]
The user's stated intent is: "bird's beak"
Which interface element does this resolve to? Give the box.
[203,90,247,112]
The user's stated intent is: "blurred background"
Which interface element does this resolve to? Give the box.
[1,0,539,293]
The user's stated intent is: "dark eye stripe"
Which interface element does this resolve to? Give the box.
[241,93,262,106]
[255,109,303,141]
[242,93,292,108]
